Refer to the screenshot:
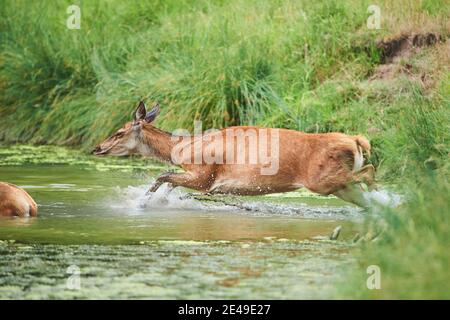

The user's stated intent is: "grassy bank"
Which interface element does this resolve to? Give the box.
[1,0,449,298]
[340,174,450,299]
[1,0,448,178]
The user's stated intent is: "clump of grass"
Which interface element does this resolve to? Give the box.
[372,91,449,179]
[340,174,450,299]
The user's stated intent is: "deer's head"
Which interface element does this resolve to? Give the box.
[92,101,160,156]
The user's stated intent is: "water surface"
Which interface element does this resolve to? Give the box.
[0,146,361,299]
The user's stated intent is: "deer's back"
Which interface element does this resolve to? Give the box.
[0,182,38,217]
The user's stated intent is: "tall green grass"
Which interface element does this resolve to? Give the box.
[340,174,450,299]
[339,81,449,298]
[1,0,380,146]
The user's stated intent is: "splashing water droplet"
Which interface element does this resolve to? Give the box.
[363,189,402,208]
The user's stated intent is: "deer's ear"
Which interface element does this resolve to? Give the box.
[144,102,160,123]
[134,101,146,121]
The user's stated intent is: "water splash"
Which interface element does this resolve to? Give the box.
[110,183,363,220]
[363,188,402,208]
[231,201,362,220]
[111,183,189,210]
[110,183,234,212]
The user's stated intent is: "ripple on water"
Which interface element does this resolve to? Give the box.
[49,183,76,189]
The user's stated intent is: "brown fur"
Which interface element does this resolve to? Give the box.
[94,103,376,207]
[140,127,374,198]
[0,182,38,217]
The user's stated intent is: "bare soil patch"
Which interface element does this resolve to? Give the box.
[371,32,447,81]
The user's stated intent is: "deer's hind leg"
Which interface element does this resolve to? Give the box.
[333,184,370,208]
[353,164,377,190]
[332,165,377,208]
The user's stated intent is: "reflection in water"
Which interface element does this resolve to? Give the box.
[0,216,37,227]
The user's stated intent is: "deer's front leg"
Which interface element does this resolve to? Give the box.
[147,171,210,194]
[147,172,174,194]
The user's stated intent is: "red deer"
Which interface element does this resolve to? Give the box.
[0,182,38,217]
[93,101,376,207]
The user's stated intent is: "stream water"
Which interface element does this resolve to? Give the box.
[0,146,362,299]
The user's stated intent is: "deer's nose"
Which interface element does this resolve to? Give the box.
[92,146,102,155]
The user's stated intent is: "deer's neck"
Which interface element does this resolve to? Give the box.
[139,125,175,164]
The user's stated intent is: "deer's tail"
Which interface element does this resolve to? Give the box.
[353,135,371,172]
[355,135,371,157]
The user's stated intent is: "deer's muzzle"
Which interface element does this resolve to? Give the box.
[92,146,107,155]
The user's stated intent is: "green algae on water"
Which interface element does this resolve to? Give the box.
[0,144,167,172]
[0,240,354,299]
